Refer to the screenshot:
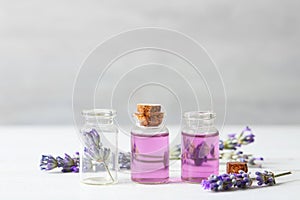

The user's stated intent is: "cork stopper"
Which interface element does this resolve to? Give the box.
[134,104,164,127]
[226,162,248,174]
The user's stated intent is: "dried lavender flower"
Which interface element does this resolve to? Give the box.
[234,170,253,188]
[170,144,181,159]
[202,170,291,192]
[219,126,255,150]
[84,146,111,162]
[40,155,58,171]
[238,126,255,145]
[181,137,211,166]
[244,156,264,168]
[118,152,131,169]
[40,153,79,173]
[82,129,100,148]
[82,129,111,163]
[202,174,235,191]
[220,151,264,168]
[255,171,275,186]
[81,129,116,182]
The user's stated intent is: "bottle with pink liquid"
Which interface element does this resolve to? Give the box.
[131,104,169,184]
[181,111,219,183]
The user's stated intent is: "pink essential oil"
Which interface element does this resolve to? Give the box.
[131,103,169,184]
[181,111,219,183]
[131,132,169,183]
[181,132,219,182]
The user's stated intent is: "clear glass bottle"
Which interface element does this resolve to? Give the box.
[131,104,169,184]
[181,111,219,183]
[80,109,118,185]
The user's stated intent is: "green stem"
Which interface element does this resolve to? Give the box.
[103,161,114,183]
[274,171,292,178]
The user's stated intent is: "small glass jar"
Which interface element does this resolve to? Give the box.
[181,111,219,183]
[131,104,169,184]
[79,109,118,185]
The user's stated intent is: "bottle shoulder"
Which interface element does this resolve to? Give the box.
[181,126,218,136]
[131,125,169,135]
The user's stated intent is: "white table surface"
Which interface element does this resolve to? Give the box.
[0,125,299,200]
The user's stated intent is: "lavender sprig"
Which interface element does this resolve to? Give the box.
[170,144,181,159]
[202,170,291,191]
[255,171,275,186]
[40,151,131,172]
[219,126,255,150]
[118,152,131,169]
[40,152,79,173]
[220,151,264,168]
[82,129,114,182]
[218,126,263,167]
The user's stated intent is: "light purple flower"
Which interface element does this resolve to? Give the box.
[238,126,255,145]
[40,155,58,170]
[82,129,101,148]
[255,171,275,186]
[40,153,79,173]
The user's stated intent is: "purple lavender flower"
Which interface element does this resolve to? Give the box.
[238,126,255,145]
[202,179,211,190]
[40,153,79,173]
[237,153,263,168]
[170,144,181,158]
[234,170,253,188]
[82,129,111,163]
[255,171,275,186]
[222,134,238,150]
[163,151,169,169]
[41,150,135,172]
[201,171,252,191]
[221,126,255,150]
[228,133,236,138]
[84,146,111,162]
[71,166,79,173]
[182,139,210,166]
[202,170,291,192]
[82,129,101,148]
[219,140,225,150]
[248,157,264,167]
[118,152,131,169]
[59,153,79,173]
[40,155,58,171]
[220,150,263,168]
[202,174,235,191]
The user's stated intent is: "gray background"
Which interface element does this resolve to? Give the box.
[1,0,299,125]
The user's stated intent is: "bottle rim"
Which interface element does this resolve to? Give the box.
[183,111,216,120]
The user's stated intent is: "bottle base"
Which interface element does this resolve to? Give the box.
[81,177,118,185]
[181,176,206,183]
[131,177,169,184]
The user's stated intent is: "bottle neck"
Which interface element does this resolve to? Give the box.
[132,123,168,135]
[184,118,215,128]
[84,117,114,125]
[134,122,165,129]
